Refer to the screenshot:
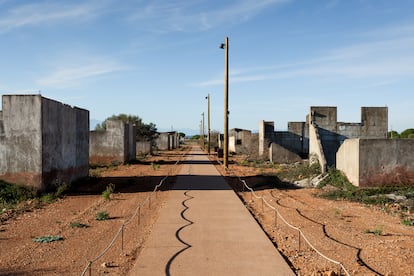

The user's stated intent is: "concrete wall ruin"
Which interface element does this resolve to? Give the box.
[259,121,275,158]
[269,143,302,164]
[89,119,136,165]
[0,94,89,190]
[136,141,152,156]
[337,139,414,187]
[309,106,388,169]
[229,128,253,153]
[155,131,179,151]
[259,120,309,163]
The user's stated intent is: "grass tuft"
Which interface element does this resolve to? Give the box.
[96,211,110,221]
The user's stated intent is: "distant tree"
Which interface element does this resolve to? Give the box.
[400,128,414,139]
[388,130,400,139]
[178,132,186,138]
[94,123,106,131]
[96,114,158,142]
[191,135,200,140]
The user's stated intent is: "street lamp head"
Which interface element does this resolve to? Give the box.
[220,43,225,49]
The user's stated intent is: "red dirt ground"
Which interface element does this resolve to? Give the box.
[1,147,413,275]
[0,149,186,275]
[214,157,414,276]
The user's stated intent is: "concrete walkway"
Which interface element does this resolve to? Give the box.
[129,147,294,276]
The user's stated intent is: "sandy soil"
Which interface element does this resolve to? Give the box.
[1,147,413,275]
[0,149,186,276]
[214,157,414,276]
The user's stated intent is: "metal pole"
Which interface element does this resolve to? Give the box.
[223,37,229,168]
[202,112,205,150]
[207,94,211,155]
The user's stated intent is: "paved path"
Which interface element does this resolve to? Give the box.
[129,147,294,276]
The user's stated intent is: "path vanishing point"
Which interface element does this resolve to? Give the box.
[129,146,294,276]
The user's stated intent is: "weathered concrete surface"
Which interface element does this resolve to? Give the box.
[337,139,414,187]
[309,123,327,173]
[269,142,302,164]
[156,131,179,151]
[229,128,252,154]
[129,147,294,276]
[259,120,275,158]
[0,94,89,190]
[336,139,360,185]
[309,106,388,169]
[136,141,152,156]
[89,119,136,165]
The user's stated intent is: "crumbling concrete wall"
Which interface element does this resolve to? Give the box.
[0,94,89,190]
[337,139,414,187]
[155,131,179,150]
[89,119,136,165]
[156,132,170,150]
[259,120,309,163]
[309,123,327,173]
[269,142,302,164]
[136,141,152,156]
[41,97,89,186]
[229,128,253,154]
[259,121,275,158]
[309,106,388,168]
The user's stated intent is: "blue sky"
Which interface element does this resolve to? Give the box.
[0,0,413,135]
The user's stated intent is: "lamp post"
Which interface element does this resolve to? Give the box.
[206,94,211,155]
[220,37,229,168]
[201,112,205,150]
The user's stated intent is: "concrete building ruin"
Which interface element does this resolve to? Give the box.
[155,131,179,151]
[309,106,388,172]
[229,128,257,154]
[259,120,309,163]
[258,106,388,170]
[0,95,89,191]
[337,139,414,187]
[89,119,136,165]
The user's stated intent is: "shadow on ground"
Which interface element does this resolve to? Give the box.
[69,175,176,195]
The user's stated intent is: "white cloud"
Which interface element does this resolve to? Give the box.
[128,0,291,33]
[0,1,105,33]
[195,22,414,87]
[37,62,129,88]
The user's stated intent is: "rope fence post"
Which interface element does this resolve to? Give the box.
[138,206,141,227]
[261,197,264,212]
[88,261,92,276]
[230,170,351,276]
[121,224,124,253]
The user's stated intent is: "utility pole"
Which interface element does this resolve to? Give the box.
[220,37,229,168]
[202,112,205,150]
[206,94,211,155]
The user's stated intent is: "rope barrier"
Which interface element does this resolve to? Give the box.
[233,172,350,276]
[80,152,184,276]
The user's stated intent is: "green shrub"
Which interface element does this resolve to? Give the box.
[151,162,160,171]
[102,183,115,201]
[33,235,63,243]
[401,218,414,226]
[70,222,89,228]
[365,226,384,236]
[96,211,110,221]
[40,193,56,204]
[0,181,36,205]
[55,182,71,198]
[275,161,321,181]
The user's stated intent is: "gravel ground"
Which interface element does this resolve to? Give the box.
[215,157,414,276]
